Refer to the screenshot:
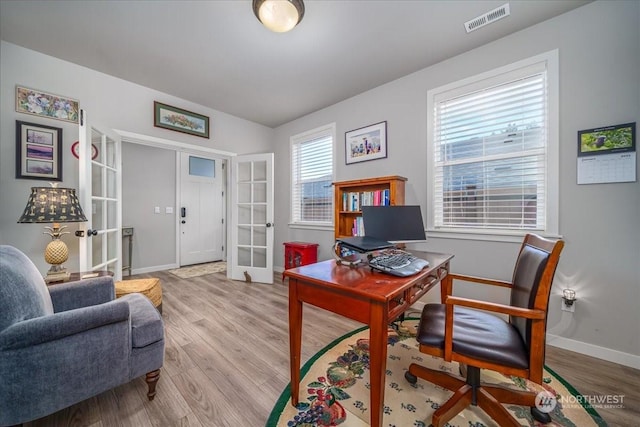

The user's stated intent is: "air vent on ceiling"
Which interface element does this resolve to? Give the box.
[464,3,510,33]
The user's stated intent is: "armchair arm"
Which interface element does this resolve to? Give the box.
[49,276,115,312]
[448,273,513,289]
[0,299,129,350]
[445,295,545,319]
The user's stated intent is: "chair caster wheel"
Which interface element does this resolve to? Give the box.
[405,370,417,384]
[531,407,552,423]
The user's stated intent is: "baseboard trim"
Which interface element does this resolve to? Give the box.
[131,263,178,276]
[546,334,640,370]
[409,301,639,369]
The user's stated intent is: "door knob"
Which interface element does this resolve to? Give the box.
[87,229,98,236]
[266,222,273,228]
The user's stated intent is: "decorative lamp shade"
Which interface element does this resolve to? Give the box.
[17,187,87,224]
[253,0,305,33]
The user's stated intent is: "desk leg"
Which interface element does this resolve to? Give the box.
[288,279,303,406]
[369,302,388,427]
[440,269,452,303]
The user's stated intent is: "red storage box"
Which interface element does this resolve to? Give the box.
[283,242,319,269]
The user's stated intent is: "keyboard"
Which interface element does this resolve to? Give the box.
[368,250,430,277]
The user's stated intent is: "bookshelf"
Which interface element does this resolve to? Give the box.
[333,175,407,239]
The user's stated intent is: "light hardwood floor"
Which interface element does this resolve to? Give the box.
[25,270,638,427]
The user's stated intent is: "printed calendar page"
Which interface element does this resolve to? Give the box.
[577,152,636,184]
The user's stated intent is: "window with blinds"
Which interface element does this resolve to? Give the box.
[290,124,335,225]
[429,53,558,235]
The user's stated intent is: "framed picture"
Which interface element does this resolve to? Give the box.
[154,101,210,138]
[15,86,79,123]
[345,121,387,164]
[16,121,63,181]
[578,122,635,156]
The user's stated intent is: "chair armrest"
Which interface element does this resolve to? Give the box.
[49,276,115,312]
[449,273,513,289]
[445,295,546,319]
[0,299,129,350]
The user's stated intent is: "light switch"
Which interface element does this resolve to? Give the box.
[154,206,160,214]
[165,207,174,214]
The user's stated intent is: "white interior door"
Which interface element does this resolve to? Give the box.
[229,153,274,284]
[78,110,122,280]
[179,152,224,266]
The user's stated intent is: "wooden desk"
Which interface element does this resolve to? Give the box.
[284,251,453,427]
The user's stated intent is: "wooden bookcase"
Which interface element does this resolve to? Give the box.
[333,175,407,239]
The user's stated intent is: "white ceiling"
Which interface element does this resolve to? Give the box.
[0,0,590,128]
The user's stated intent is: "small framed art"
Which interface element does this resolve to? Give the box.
[345,121,387,164]
[154,101,210,138]
[16,120,63,181]
[15,86,79,123]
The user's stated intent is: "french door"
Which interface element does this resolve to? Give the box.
[229,153,274,284]
[78,110,122,280]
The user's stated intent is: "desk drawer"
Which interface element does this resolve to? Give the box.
[408,266,449,304]
[388,291,409,320]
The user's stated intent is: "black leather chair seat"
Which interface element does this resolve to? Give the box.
[416,304,529,370]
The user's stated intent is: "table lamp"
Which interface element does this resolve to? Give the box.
[17,185,88,283]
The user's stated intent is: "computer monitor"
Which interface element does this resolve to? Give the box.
[361,205,426,243]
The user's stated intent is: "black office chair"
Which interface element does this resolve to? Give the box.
[405,234,564,427]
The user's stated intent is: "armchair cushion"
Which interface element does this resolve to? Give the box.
[416,304,529,370]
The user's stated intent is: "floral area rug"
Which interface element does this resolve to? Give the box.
[168,261,226,279]
[267,319,606,427]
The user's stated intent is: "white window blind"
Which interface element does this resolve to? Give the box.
[291,124,334,225]
[432,61,550,232]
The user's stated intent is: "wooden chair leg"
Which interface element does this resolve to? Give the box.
[432,384,473,427]
[145,369,161,401]
[477,388,522,427]
[408,363,465,391]
[483,383,537,406]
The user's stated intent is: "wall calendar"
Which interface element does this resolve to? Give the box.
[576,122,636,185]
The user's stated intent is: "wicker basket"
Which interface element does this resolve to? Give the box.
[115,278,162,312]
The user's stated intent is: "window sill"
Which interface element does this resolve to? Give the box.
[426,229,562,243]
[289,223,334,232]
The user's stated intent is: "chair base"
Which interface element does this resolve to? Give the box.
[406,363,544,427]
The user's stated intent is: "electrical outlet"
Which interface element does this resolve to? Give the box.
[165,207,174,214]
[561,300,575,313]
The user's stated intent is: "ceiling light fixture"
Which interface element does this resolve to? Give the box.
[253,0,305,33]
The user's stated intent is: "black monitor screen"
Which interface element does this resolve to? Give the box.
[362,205,426,242]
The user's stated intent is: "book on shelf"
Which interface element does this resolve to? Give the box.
[342,189,391,212]
[351,216,364,236]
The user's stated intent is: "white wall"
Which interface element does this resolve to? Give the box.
[0,40,274,273]
[274,1,640,366]
[121,143,177,272]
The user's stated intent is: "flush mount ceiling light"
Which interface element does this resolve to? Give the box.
[253,0,305,33]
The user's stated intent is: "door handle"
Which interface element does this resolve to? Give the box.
[87,229,98,236]
[181,207,186,218]
[266,222,273,228]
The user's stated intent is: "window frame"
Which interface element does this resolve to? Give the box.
[426,50,559,242]
[289,123,336,229]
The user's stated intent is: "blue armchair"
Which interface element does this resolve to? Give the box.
[0,245,165,426]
